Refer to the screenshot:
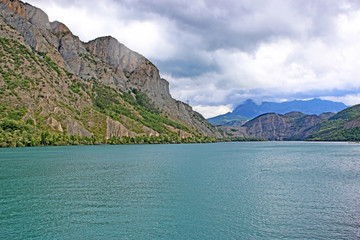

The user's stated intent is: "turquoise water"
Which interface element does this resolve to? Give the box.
[1,142,360,239]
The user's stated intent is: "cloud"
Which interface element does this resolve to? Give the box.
[193,105,233,119]
[164,7,360,108]
[322,94,360,106]
[27,0,350,60]
[165,30,360,106]
[24,0,360,117]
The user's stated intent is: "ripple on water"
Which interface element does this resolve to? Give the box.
[1,142,360,239]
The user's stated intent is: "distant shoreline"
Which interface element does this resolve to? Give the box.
[3,137,360,148]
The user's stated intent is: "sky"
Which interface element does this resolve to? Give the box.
[24,0,360,118]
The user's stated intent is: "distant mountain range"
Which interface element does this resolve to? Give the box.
[208,98,348,126]
[218,104,360,141]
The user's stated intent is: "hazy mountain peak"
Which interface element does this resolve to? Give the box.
[233,98,347,119]
[208,98,348,127]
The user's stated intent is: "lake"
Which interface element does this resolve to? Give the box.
[1,142,360,239]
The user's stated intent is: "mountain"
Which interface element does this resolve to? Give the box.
[233,98,348,118]
[242,111,323,140]
[208,98,347,126]
[306,104,360,141]
[218,105,360,141]
[0,0,220,147]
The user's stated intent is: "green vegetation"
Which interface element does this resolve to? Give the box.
[219,137,267,142]
[0,100,260,148]
[306,105,360,141]
[44,55,61,76]
[68,79,87,96]
[0,36,210,148]
[0,114,267,147]
[131,88,160,114]
[328,105,360,121]
[91,82,191,134]
[193,111,217,131]
[0,103,217,147]
[0,38,39,94]
[92,83,136,120]
[309,127,360,141]
[129,89,191,133]
[0,104,40,147]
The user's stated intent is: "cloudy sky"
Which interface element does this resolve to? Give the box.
[25,0,360,118]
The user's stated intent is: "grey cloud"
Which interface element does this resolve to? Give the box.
[108,0,357,51]
[29,0,358,52]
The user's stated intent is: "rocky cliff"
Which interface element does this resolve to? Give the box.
[218,111,324,140]
[242,112,323,140]
[0,0,220,146]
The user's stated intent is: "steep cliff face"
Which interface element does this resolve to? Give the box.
[0,0,64,65]
[0,0,221,141]
[243,112,323,140]
[86,36,172,104]
[85,36,219,136]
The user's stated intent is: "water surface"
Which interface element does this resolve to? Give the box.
[1,142,360,239]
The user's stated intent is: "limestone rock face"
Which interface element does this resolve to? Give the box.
[47,117,63,133]
[1,0,50,30]
[65,118,93,138]
[86,36,172,104]
[0,0,63,65]
[106,117,160,139]
[166,125,193,138]
[25,3,51,30]
[142,126,159,137]
[0,0,28,20]
[106,117,136,139]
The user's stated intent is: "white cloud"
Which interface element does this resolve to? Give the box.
[193,105,233,119]
[165,26,360,107]
[163,73,234,105]
[215,34,360,94]
[322,94,360,106]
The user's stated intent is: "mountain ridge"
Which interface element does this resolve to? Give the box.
[218,105,360,141]
[0,0,221,147]
[208,98,347,126]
